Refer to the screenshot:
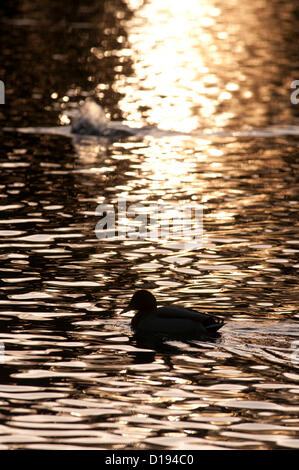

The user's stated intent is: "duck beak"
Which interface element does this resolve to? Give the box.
[121,305,133,314]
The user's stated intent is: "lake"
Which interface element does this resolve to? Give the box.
[0,0,299,450]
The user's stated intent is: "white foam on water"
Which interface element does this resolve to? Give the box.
[5,99,299,140]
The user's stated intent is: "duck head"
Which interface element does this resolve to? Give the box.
[123,290,157,313]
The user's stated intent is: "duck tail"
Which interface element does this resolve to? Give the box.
[206,319,225,333]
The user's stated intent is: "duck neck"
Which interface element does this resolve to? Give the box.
[132,307,156,330]
[132,310,143,330]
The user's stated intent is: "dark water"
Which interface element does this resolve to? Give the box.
[0,0,299,450]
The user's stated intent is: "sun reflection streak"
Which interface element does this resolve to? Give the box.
[115,0,288,133]
[118,0,224,131]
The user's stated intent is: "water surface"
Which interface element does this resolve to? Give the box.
[0,0,299,450]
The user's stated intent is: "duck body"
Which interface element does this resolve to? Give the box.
[125,290,224,340]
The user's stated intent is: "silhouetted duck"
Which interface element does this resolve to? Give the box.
[123,290,224,339]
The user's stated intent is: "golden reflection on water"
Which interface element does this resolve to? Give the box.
[140,138,199,188]
[2,0,299,452]
[115,0,294,131]
[118,0,221,131]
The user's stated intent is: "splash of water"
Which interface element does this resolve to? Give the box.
[71,99,108,135]
[5,98,299,140]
